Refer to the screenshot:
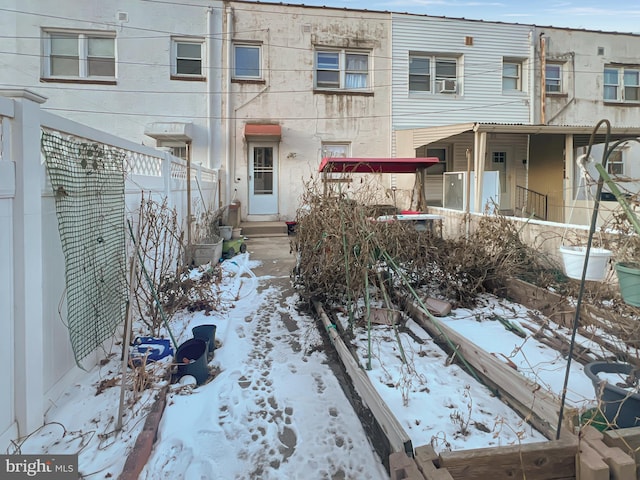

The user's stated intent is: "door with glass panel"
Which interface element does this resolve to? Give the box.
[248,143,278,215]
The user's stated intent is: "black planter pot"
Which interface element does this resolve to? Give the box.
[584,361,640,429]
[175,338,209,385]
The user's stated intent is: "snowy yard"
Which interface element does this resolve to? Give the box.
[10,242,623,479]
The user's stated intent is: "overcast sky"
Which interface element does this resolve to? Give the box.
[274,0,640,33]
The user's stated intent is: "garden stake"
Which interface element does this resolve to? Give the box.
[339,206,355,330]
[364,268,372,370]
[556,119,610,440]
[377,271,407,364]
[382,251,481,384]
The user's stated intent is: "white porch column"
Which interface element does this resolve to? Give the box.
[473,130,487,213]
[8,89,47,435]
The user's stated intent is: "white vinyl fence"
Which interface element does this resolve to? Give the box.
[0,90,218,451]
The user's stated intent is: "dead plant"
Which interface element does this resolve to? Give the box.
[291,175,562,311]
[131,195,184,334]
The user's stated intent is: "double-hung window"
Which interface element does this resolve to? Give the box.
[607,147,625,176]
[409,55,430,92]
[172,38,204,79]
[502,60,522,91]
[408,53,458,94]
[233,43,262,80]
[545,63,562,93]
[43,30,115,81]
[604,65,640,103]
[315,49,369,90]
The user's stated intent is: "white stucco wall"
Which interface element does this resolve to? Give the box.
[0,0,224,169]
[538,27,640,127]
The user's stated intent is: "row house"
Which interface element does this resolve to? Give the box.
[1,0,225,170]
[4,0,640,449]
[0,1,391,446]
[392,13,640,223]
[0,0,390,224]
[5,1,639,226]
[391,13,533,213]
[535,27,640,225]
[223,1,391,221]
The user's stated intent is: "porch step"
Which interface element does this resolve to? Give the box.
[240,221,288,238]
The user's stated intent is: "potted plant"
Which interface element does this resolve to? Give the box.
[189,206,226,266]
[610,211,640,307]
[559,244,612,281]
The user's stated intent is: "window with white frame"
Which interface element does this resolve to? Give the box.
[158,140,189,161]
[604,66,640,103]
[607,147,625,176]
[43,30,115,80]
[502,60,522,91]
[315,50,369,90]
[233,43,261,80]
[408,54,458,94]
[321,142,350,158]
[409,55,430,92]
[172,38,204,78]
[545,63,562,93]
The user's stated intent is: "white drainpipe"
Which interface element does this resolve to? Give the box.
[225,6,234,207]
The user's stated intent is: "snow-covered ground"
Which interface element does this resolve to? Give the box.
[11,239,610,479]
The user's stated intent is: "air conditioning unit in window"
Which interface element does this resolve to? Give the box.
[436,79,457,93]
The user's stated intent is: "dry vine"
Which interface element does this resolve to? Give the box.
[291,175,561,312]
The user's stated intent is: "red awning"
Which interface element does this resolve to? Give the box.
[244,123,281,139]
[318,157,440,174]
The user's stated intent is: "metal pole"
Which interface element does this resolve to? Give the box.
[555,119,611,439]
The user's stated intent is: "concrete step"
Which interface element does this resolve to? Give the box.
[240,221,288,237]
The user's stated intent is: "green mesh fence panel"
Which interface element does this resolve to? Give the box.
[41,131,127,364]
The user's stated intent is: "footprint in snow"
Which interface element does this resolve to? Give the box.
[146,437,193,479]
[183,457,217,479]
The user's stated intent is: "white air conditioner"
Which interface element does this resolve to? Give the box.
[436,79,457,93]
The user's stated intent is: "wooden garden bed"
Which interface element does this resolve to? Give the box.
[315,278,640,480]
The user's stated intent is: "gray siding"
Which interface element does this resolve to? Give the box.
[392,14,533,130]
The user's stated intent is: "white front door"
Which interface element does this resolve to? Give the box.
[248,143,278,215]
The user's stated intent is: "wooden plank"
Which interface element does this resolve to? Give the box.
[438,437,578,480]
[313,300,413,463]
[507,278,640,368]
[390,452,427,480]
[402,295,574,439]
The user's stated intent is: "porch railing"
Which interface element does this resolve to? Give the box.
[516,185,548,221]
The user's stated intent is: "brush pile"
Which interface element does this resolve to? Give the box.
[291,177,559,310]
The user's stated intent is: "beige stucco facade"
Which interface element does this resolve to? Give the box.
[223,1,392,221]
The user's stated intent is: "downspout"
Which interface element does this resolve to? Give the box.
[540,33,546,125]
[207,6,223,207]
[528,29,535,124]
[225,5,234,206]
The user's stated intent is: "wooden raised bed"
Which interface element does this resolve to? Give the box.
[314,277,640,479]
